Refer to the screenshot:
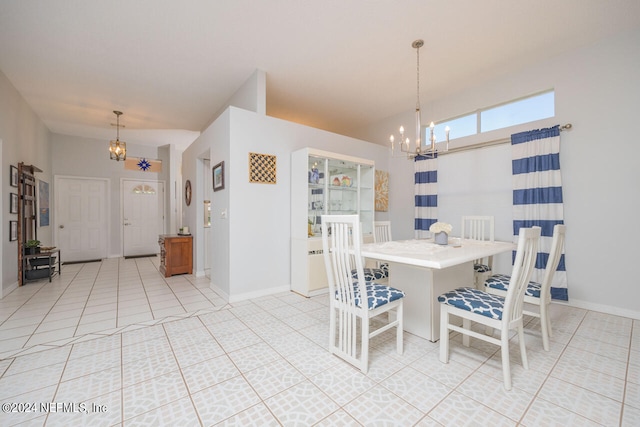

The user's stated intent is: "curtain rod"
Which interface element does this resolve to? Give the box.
[439,123,572,155]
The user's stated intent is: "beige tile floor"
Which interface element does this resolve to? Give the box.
[0,257,638,426]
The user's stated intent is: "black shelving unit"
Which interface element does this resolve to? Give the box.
[17,162,42,285]
[24,249,61,282]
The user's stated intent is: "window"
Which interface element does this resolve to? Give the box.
[425,90,555,144]
[131,184,156,194]
[481,91,554,132]
[429,114,476,143]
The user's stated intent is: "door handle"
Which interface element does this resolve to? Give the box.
[59,225,64,229]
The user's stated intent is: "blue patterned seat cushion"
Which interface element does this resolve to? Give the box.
[437,287,505,320]
[380,263,389,276]
[484,273,541,298]
[351,267,388,282]
[337,282,405,310]
[473,263,491,273]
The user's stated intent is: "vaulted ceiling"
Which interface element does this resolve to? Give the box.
[1,0,639,149]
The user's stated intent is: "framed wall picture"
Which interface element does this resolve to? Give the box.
[212,161,225,192]
[38,180,50,226]
[10,165,18,187]
[9,221,17,241]
[375,170,389,212]
[185,180,192,206]
[10,193,18,214]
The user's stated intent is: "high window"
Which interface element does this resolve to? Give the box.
[427,90,555,144]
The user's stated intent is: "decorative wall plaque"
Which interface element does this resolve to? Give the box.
[249,152,277,184]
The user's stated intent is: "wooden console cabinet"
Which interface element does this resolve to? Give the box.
[158,234,193,277]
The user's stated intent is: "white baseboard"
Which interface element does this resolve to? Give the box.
[1,281,19,299]
[228,285,291,303]
[208,281,228,302]
[562,298,640,320]
[209,282,291,304]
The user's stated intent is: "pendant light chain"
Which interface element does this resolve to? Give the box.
[416,44,420,111]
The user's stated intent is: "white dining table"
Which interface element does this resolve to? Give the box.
[360,238,515,341]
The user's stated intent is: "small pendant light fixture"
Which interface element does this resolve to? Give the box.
[109,110,127,161]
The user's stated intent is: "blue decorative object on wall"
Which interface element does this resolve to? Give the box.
[137,158,152,171]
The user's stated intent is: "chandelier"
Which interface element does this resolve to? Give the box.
[390,40,449,158]
[109,110,127,161]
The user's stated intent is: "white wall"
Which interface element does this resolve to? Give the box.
[361,28,640,318]
[227,107,389,300]
[0,70,52,297]
[50,134,174,257]
[159,143,181,235]
[182,105,389,302]
[207,69,267,130]
[182,70,268,297]
[182,109,231,296]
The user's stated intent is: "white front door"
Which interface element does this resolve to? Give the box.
[122,180,165,257]
[56,177,108,262]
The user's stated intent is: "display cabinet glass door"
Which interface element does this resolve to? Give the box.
[307,155,373,236]
[307,156,326,236]
[327,157,358,219]
[358,163,374,236]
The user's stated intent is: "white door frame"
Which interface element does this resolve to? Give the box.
[53,175,111,260]
[120,178,166,257]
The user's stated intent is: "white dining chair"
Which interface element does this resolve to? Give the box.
[372,220,392,279]
[373,221,392,243]
[484,224,566,351]
[350,222,388,284]
[322,215,404,373]
[461,215,495,288]
[438,226,540,390]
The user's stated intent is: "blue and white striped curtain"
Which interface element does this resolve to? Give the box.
[414,153,438,239]
[511,125,568,301]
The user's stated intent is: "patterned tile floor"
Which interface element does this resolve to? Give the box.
[0,258,638,426]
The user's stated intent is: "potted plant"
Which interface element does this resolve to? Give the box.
[24,239,41,255]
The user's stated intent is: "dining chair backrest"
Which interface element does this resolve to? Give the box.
[503,226,541,325]
[482,224,564,352]
[461,216,494,242]
[373,221,392,243]
[539,224,566,304]
[322,215,364,306]
[462,215,495,288]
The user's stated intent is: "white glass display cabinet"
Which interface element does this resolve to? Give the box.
[291,148,375,296]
